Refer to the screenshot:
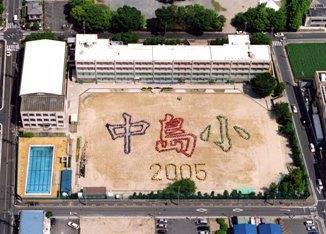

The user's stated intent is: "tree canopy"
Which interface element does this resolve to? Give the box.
[110,6,144,32]
[210,37,228,45]
[154,4,225,34]
[69,0,112,32]
[251,73,277,97]
[24,31,56,42]
[250,32,272,45]
[161,179,196,197]
[231,1,309,32]
[112,32,139,45]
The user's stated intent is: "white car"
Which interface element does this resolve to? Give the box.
[67,221,79,230]
[195,218,208,225]
[157,223,167,229]
[307,225,316,231]
[317,179,323,191]
[309,143,316,153]
[274,32,284,37]
[291,104,298,113]
[6,49,11,57]
[157,219,168,224]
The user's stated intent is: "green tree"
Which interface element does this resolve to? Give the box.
[274,102,292,125]
[110,6,144,32]
[250,32,272,45]
[278,168,307,198]
[210,37,228,45]
[45,211,53,218]
[31,22,40,31]
[24,31,56,42]
[245,4,270,32]
[70,1,112,32]
[251,73,277,97]
[162,179,196,198]
[154,4,225,34]
[279,121,294,136]
[268,8,286,32]
[231,12,247,30]
[181,4,225,34]
[155,5,179,32]
[273,81,285,96]
[112,32,139,45]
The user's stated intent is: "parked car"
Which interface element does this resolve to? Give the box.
[317,179,323,190]
[157,223,167,229]
[157,219,168,224]
[291,104,298,113]
[309,143,316,153]
[196,218,208,225]
[67,221,79,230]
[274,32,284,37]
[6,49,11,57]
[197,226,210,231]
[305,219,314,226]
[198,231,209,234]
[157,229,167,233]
[307,225,316,231]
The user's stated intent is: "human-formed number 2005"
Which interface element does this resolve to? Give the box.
[150,163,207,181]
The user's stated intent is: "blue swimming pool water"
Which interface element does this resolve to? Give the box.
[26,146,54,194]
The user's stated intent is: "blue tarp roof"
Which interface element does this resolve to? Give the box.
[234,224,257,234]
[19,210,44,234]
[258,224,282,234]
[61,170,72,193]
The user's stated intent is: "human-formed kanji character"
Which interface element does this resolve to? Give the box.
[106,113,150,154]
[156,113,196,157]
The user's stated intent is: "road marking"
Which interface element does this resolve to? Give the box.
[196,208,207,213]
[232,208,243,212]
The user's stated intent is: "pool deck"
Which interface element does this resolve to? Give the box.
[17,137,68,198]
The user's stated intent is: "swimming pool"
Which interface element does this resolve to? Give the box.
[25,146,54,194]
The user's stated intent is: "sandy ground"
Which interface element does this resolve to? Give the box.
[17,137,68,198]
[77,92,291,194]
[80,217,154,234]
[101,0,259,32]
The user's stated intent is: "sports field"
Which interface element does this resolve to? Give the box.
[286,43,326,79]
[76,92,291,194]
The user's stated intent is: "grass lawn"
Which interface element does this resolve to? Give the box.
[286,43,326,80]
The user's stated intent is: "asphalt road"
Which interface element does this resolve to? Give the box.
[272,43,326,231]
[0,0,21,233]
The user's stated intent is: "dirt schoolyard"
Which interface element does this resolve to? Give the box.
[80,217,154,234]
[76,92,291,194]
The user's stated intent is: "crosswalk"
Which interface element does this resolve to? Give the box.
[272,40,283,47]
[7,22,19,29]
[6,44,19,52]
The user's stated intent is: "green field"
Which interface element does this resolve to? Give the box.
[286,43,326,79]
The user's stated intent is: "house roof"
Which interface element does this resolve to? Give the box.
[26,2,42,15]
[258,224,282,234]
[19,210,44,234]
[20,40,66,96]
[233,224,257,234]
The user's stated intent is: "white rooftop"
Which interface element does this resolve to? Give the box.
[228,34,250,45]
[260,0,280,11]
[20,40,66,96]
[75,34,271,62]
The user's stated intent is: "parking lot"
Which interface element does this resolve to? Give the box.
[280,218,318,234]
[44,1,70,31]
[51,218,79,234]
[155,218,210,234]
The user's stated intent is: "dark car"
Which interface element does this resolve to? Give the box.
[157,229,167,233]
[197,226,210,231]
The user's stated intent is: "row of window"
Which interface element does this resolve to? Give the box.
[23,119,64,123]
[21,113,61,117]
[24,123,64,127]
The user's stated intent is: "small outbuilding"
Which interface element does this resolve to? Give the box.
[19,210,49,234]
